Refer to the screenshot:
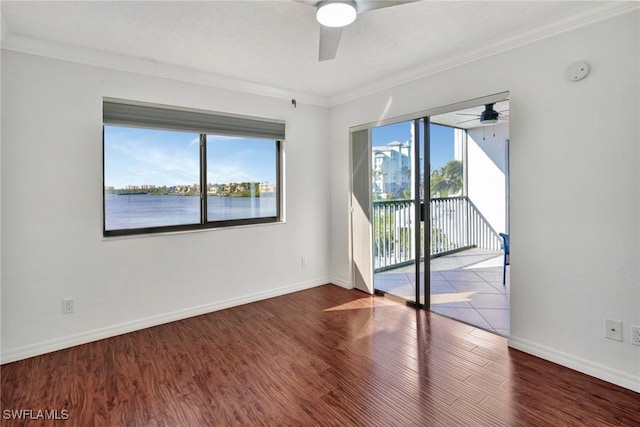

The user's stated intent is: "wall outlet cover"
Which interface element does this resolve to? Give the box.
[631,325,640,346]
[605,319,623,342]
[63,298,75,314]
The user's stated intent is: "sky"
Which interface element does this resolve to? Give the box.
[104,126,276,188]
[371,120,455,172]
[105,121,454,189]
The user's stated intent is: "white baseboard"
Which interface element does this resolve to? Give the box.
[329,276,353,289]
[1,278,330,364]
[508,336,640,393]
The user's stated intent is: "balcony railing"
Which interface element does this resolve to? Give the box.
[373,200,415,271]
[373,197,502,271]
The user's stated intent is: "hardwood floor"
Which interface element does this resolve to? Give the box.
[2,284,638,426]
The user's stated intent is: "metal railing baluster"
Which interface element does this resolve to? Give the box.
[372,197,502,272]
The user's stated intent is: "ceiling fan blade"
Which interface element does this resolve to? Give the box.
[357,0,419,13]
[319,25,343,61]
[456,113,480,117]
[312,0,419,61]
[456,117,479,125]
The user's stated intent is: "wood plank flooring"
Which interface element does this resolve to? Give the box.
[2,284,639,426]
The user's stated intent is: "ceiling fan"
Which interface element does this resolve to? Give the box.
[298,0,419,61]
[457,103,509,126]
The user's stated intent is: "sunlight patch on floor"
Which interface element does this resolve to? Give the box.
[431,291,477,305]
[462,255,503,270]
[323,300,374,312]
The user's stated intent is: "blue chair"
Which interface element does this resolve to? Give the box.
[499,233,510,285]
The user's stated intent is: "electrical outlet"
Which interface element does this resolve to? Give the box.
[301,257,307,268]
[605,319,623,342]
[631,325,640,346]
[63,298,75,314]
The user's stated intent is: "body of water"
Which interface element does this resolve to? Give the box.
[105,194,277,230]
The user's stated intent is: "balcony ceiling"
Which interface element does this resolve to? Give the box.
[1,1,634,105]
[431,100,509,130]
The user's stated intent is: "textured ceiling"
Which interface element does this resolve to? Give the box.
[1,1,635,104]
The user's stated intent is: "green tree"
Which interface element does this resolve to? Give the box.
[430,160,463,197]
[401,188,412,200]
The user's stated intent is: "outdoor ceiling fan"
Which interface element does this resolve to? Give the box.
[457,104,509,126]
[297,0,419,61]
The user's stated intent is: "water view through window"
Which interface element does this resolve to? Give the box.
[206,135,277,221]
[104,126,200,230]
[104,125,279,233]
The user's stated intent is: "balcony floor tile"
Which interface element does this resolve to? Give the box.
[476,308,511,331]
[468,293,510,309]
[374,248,510,336]
[441,270,486,282]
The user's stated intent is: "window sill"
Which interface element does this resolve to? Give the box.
[101,219,286,241]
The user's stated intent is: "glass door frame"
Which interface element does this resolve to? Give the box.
[350,91,510,310]
[413,117,429,309]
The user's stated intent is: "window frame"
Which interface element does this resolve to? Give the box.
[102,100,283,237]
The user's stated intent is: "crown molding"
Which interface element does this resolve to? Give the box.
[2,2,636,109]
[327,2,640,107]
[1,32,331,108]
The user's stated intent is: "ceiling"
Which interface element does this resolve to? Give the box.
[1,1,635,106]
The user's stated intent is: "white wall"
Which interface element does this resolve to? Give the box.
[467,123,508,234]
[1,50,331,362]
[330,11,639,391]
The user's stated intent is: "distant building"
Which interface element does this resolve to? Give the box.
[208,184,220,194]
[123,184,155,190]
[372,141,412,199]
[259,182,276,194]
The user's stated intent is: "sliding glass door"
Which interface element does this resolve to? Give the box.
[350,92,510,331]
[417,118,428,307]
[366,119,425,306]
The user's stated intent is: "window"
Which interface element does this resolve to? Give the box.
[103,100,284,236]
[206,135,278,222]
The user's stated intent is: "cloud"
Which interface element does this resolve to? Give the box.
[137,148,199,185]
[104,129,200,187]
[207,163,256,183]
[104,127,275,188]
